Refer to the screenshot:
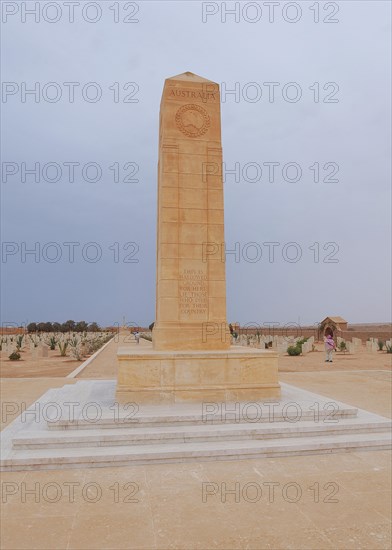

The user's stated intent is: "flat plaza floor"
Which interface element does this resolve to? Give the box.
[1,337,391,549]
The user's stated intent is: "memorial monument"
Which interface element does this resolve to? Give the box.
[116,72,280,403]
[1,75,390,472]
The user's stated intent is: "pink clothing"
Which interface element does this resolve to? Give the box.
[325,337,335,350]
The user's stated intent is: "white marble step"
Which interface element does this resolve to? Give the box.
[2,381,390,471]
[42,380,361,430]
[12,414,392,449]
[47,403,358,430]
[38,381,359,429]
[3,431,391,471]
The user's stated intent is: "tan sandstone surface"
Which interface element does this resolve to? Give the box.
[1,334,391,549]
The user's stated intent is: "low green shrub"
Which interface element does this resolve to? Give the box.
[48,336,58,350]
[16,335,24,350]
[378,341,384,351]
[58,341,68,357]
[9,351,21,361]
[287,345,301,356]
[339,341,347,352]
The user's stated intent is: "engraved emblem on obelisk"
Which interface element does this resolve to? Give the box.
[175,104,210,137]
[116,72,280,404]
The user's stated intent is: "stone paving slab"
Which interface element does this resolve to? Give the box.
[1,343,391,549]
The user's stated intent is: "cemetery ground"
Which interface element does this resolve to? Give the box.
[0,334,391,549]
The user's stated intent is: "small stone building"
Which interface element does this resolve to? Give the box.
[319,316,348,338]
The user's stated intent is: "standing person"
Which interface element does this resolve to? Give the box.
[134,331,140,344]
[324,334,336,362]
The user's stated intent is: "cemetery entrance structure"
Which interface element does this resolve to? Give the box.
[319,316,348,339]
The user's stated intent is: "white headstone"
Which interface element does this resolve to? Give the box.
[346,342,355,354]
[367,341,378,353]
[278,343,288,354]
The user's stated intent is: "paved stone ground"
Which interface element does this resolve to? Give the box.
[77,336,123,379]
[0,336,391,549]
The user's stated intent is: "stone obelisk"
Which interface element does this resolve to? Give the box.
[116,72,280,404]
[153,71,229,351]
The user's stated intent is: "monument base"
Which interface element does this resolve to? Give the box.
[152,322,231,351]
[116,344,280,404]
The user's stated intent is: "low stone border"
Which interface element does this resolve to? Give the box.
[66,337,115,378]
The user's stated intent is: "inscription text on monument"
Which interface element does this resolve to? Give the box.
[179,269,208,316]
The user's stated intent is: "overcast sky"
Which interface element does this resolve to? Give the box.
[1,0,391,329]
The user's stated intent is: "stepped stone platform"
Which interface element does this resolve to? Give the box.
[1,380,391,471]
